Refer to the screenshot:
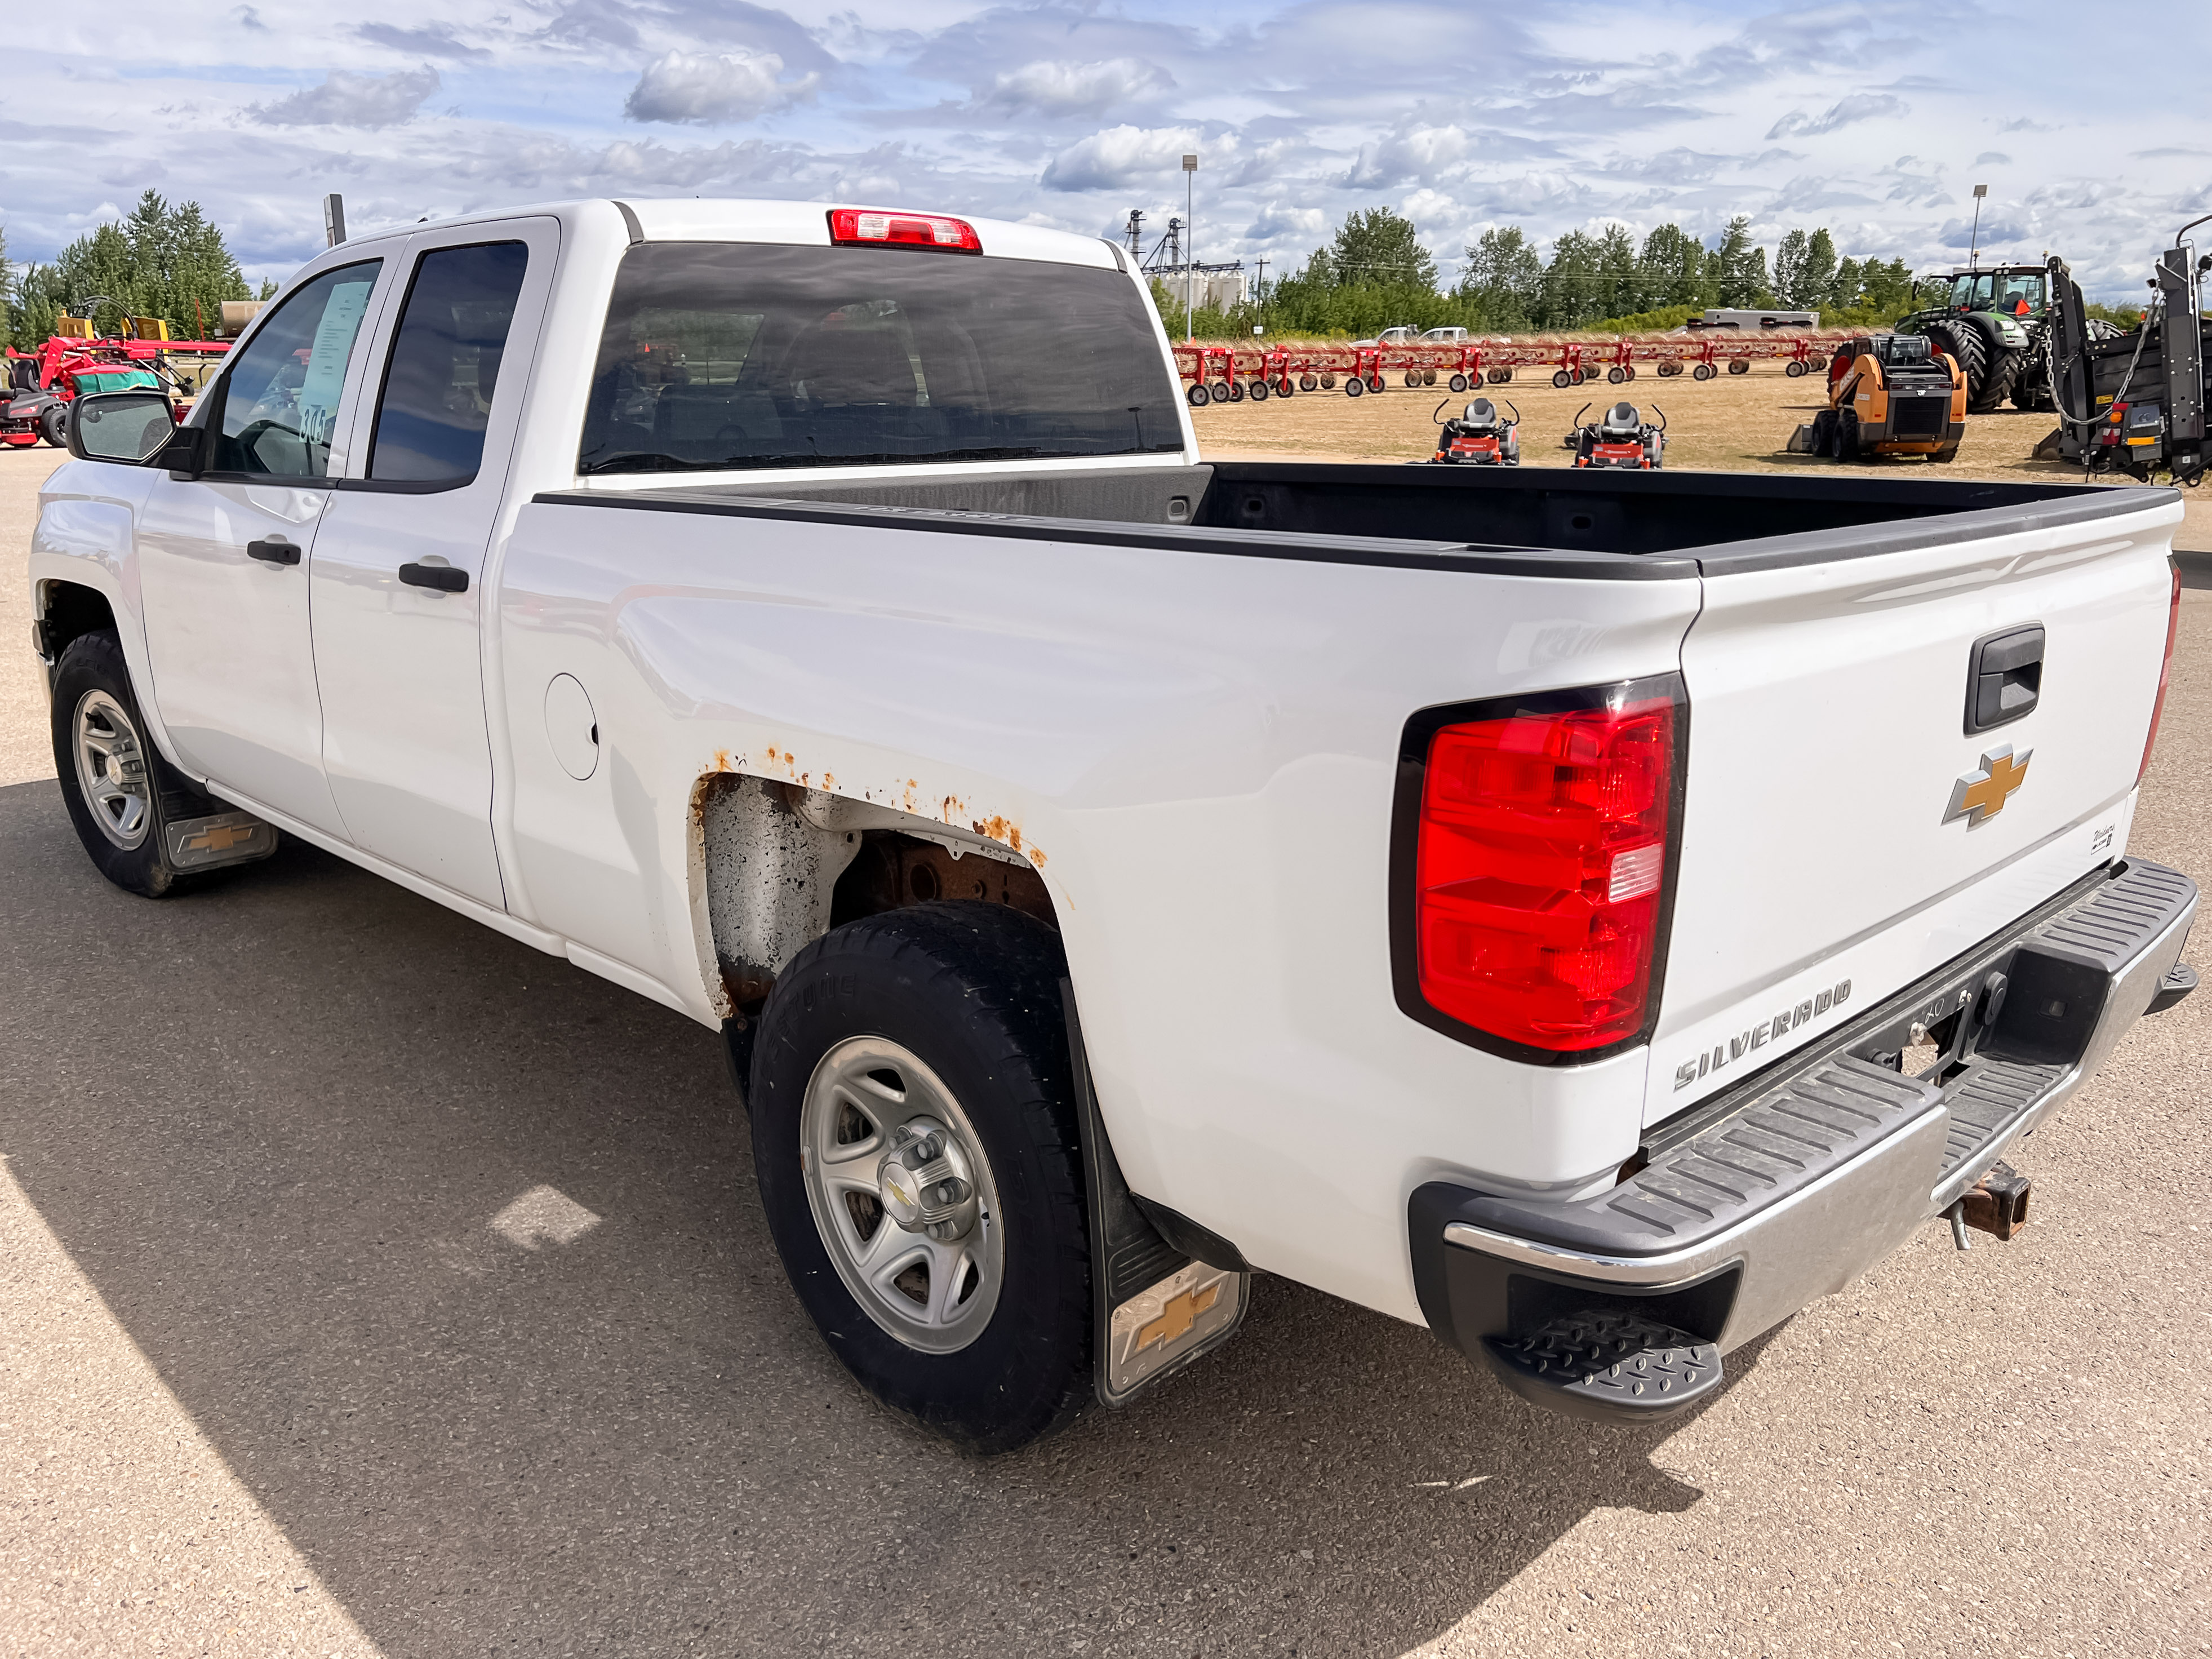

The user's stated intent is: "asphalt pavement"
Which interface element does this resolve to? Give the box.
[2,442,2207,1657]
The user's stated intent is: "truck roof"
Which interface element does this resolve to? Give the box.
[359,197,1122,272]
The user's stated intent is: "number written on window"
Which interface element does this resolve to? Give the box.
[212,261,381,478]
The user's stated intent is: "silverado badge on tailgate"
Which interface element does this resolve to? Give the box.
[1945,745,2031,828]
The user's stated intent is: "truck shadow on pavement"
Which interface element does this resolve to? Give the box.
[1,778,1732,1658]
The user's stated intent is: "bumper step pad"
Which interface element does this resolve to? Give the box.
[1481,1311,1724,1423]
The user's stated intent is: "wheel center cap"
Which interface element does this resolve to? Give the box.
[876,1118,979,1241]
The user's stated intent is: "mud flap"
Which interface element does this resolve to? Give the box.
[1060,981,1248,1407]
[163,810,279,871]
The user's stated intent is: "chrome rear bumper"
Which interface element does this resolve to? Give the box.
[1411,858,2196,1368]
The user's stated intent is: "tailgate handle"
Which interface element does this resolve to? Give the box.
[1966,624,2043,734]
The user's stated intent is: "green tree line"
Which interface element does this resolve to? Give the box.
[1157,207,1931,340]
[3,190,270,349]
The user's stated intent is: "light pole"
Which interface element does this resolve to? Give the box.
[1183,152,1197,341]
[1967,183,1987,270]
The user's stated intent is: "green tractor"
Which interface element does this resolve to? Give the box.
[1895,265,2061,414]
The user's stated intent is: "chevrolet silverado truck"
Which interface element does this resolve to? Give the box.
[29,198,2199,1449]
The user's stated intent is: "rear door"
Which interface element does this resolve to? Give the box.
[309,220,555,908]
[1647,508,2178,1125]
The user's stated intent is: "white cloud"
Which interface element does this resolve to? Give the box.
[1973,150,2011,167]
[1766,93,1910,140]
[1247,202,1327,241]
[984,59,1172,116]
[1345,125,1471,189]
[624,48,820,126]
[1041,125,1203,193]
[249,67,440,128]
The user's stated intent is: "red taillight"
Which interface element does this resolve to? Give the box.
[2140,559,2182,781]
[826,208,983,254]
[1413,694,1676,1052]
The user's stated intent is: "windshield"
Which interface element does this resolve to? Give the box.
[578,243,1183,475]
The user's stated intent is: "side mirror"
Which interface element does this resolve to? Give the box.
[65,389,177,465]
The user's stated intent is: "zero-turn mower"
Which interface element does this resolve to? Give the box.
[1785,333,1964,462]
[1565,401,1665,469]
[1428,396,1521,465]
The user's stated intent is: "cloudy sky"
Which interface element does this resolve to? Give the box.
[5,0,2209,301]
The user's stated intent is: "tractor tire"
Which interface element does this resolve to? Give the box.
[1493,368,1513,384]
[1366,375,1384,393]
[1606,366,1626,385]
[1345,376,1363,397]
[1925,318,1989,407]
[1227,381,1243,402]
[1448,374,1468,393]
[1833,410,1859,460]
[1570,369,1585,385]
[1785,360,1807,378]
[1186,383,1210,407]
[41,403,68,447]
[1423,369,1437,387]
[1693,362,1716,381]
[1248,379,1268,401]
[1299,374,1317,392]
[1276,377,1294,398]
[1403,371,1420,388]
[1552,370,1573,389]
[1975,348,2024,415]
[1727,358,1750,375]
[1318,374,1335,389]
[1809,409,1836,458]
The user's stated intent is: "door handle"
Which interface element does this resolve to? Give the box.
[398,562,469,594]
[246,537,300,565]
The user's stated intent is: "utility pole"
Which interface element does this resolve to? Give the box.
[1183,153,1198,341]
[1255,255,1267,306]
[1967,183,1987,270]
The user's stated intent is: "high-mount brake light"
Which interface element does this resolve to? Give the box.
[1411,692,1677,1052]
[2141,559,2182,781]
[827,208,984,255]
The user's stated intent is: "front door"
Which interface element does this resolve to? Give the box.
[309,221,555,908]
[136,258,389,834]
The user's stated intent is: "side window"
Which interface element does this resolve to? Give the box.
[211,260,381,477]
[368,242,529,483]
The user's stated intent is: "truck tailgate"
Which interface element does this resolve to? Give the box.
[1648,496,2181,1125]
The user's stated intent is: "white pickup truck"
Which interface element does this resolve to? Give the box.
[30,198,2198,1449]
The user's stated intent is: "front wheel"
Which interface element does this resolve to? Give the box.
[50,631,241,897]
[750,904,1092,1453]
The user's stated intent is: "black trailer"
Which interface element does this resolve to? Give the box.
[2042,235,2211,483]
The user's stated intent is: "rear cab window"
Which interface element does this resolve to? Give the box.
[578,243,1181,475]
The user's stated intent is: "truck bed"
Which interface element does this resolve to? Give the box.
[554,462,2157,578]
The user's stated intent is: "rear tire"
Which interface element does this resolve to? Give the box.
[1925,318,1990,409]
[749,903,1091,1454]
[41,403,68,447]
[1976,347,2024,415]
[50,631,230,898]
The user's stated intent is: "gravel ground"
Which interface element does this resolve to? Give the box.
[1,434,2207,1657]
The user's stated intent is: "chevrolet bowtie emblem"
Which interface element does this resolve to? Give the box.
[183,822,256,854]
[1945,744,2032,828]
[1135,1281,1223,1354]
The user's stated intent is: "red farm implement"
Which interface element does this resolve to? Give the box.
[3,333,230,448]
[1173,331,1861,406]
